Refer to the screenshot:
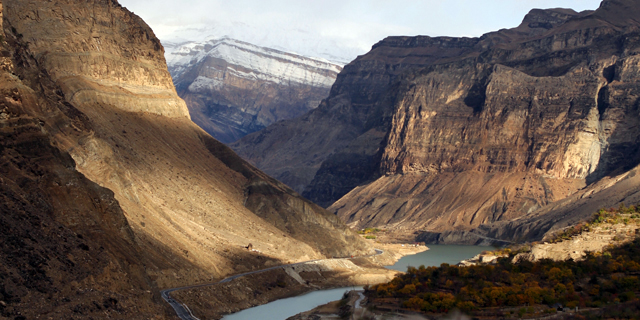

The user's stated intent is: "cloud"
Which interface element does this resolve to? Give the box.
[120,0,602,62]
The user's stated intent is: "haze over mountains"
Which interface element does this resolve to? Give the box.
[232,0,640,243]
[160,22,360,65]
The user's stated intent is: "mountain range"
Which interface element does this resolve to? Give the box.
[4,0,640,318]
[231,0,640,243]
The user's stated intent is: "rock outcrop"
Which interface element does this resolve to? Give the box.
[166,38,341,143]
[232,0,640,241]
[0,0,371,317]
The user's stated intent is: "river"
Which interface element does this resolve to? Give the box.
[222,244,491,320]
[386,244,494,272]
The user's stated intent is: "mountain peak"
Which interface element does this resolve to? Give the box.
[519,8,582,29]
[595,0,640,27]
[166,37,342,87]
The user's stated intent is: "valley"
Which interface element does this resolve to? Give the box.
[2,0,640,319]
[0,0,376,319]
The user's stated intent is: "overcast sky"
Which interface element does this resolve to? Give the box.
[119,0,603,63]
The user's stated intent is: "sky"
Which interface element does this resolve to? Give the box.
[119,0,603,63]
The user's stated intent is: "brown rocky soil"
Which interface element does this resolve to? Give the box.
[0,3,167,318]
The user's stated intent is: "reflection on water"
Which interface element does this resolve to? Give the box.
[223,244,491,320]
[385,244,493,272]
[222,287,362,320]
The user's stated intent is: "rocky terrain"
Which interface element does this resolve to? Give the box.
[0,0,373,318]
[166,38,342,143]
[232,0,640,243]
[459,223,640,266]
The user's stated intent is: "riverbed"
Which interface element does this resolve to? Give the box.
[222,244,490,320]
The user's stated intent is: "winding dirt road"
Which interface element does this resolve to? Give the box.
[162,249,384,320]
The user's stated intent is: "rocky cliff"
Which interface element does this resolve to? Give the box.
[166,38,341,143]
[232,0,640,242]
[0,0,371,317]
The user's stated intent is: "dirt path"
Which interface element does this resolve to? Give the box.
[162,249,384,320]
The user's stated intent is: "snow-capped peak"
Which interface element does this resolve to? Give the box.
[165,37,343,89]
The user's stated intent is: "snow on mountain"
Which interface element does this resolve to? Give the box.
[166,37,342,144]
[159,20,364,65]
[165,37,342,91]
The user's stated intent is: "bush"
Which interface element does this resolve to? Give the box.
[620,291,636,302]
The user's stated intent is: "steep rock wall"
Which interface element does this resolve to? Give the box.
[6,0,189,118]
[334,2,640,233]
[1,1,372,317]
[234,0,640,240]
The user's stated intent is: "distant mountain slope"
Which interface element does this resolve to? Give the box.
[232,0,640,243]
[0,0,371,317]
[165,38,342,143]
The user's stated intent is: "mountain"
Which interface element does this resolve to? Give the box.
[165,38,342,143]
[160,21,363,65]
[231,0,640,243]
[0,0,372,318]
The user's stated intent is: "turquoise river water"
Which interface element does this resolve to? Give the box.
[222,244,492,320]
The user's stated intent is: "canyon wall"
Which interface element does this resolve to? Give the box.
[233,0,640,241]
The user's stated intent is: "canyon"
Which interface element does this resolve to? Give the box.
[166,38,342,143]
[0,0,374,318]
[232,0,640,243]
[4,0,640,319]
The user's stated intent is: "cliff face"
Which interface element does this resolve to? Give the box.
[9,0,189,119]
[167,38,341,143]
[233,0,640,240]
[1,0,371,317]
[0,3,164,318]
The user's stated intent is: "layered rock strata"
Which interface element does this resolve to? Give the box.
[167,38,341,143]
[1,0,372,317]
[233,0,640,241]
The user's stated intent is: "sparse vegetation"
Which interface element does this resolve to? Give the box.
[358,228,382,235]
[548,204,640,244]
[366,205,640,318]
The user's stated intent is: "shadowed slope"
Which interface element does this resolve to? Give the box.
[0,0,372,317]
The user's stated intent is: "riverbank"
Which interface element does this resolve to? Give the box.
[287,244,493,320]
[169,244,426,319]
[287,290,434,320]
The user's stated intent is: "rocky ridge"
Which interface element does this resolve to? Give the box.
[232,0,640,242]
[166,38,342,143]
[0,0,372,317]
